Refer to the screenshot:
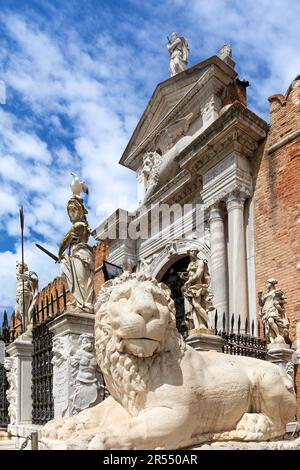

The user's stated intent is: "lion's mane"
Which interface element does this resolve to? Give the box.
[94,272,186,415]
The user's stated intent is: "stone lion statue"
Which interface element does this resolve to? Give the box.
[42,273,296,450]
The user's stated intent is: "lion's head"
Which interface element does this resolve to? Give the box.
[95,272,186,415]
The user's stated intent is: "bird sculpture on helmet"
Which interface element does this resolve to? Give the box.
[70,172,89,198]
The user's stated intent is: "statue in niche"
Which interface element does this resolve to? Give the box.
[179,246,213,331]
[70,333,100,414]
[58,179,94,314]
[258,279,290,346]
[15,261,39,332]
[167,32,189,77]
[141,151,162,202]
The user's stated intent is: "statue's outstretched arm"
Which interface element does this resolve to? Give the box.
[58,229,73,259]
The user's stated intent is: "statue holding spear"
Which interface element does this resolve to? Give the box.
[15,207,39,333]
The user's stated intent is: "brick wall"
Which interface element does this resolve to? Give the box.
[253,76,300,418]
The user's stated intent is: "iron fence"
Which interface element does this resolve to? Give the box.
[214,312,267,360]
[31,321,54,425]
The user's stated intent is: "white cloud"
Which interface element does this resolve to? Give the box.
[1,2,300,311]
[0,242,58,311]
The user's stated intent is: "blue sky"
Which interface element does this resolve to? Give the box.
[0,0,300,318]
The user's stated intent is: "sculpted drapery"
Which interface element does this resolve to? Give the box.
[58,197,94,313]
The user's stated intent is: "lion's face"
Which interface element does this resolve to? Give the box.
[108,278,171,358]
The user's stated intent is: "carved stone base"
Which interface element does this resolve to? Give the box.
[267,345,294,374]
[186,332,225,352]
[6,333,33,425]
[48,310,104,419]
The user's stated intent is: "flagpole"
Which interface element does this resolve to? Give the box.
[19,206,26,332]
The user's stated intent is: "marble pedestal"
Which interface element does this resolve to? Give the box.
[6,332,36,449]
[6,333,33,426]
[48,310,103,419]
[186,329,225,352]
[267,343,294,374]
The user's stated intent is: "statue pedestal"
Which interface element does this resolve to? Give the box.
[186,329,225,353]
[6,333,38,449]
[267,343,294,373]
[48,309,104,419]
[6,332,33,426]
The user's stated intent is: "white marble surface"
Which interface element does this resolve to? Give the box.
[6,333,33,425]
[209,203,227,323]
[226,191,248,327]
[42,273,296,450]
[49,311,102,419]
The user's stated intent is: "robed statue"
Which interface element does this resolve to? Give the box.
[258,278,290,346]
[179,247,214,331]
[15,261,38,332]
[167,32,189,77]
[58,176,94,313]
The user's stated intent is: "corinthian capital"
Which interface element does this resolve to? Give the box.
[225,188,249,211]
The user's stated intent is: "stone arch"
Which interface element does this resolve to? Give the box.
[151,239,210,280]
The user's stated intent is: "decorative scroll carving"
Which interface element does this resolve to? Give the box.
[4,358,17,425]
[52,336,69,418]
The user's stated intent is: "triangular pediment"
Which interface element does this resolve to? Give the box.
[120,55,237,170]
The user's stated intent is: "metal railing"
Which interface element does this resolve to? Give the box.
[214,312,267,360]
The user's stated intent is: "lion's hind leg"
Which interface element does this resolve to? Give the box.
[234,413,273,441]
[212,413,274,442]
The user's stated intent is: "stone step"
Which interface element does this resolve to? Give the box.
[0,440,17,450]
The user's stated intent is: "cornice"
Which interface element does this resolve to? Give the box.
[179,101,268,174]
[121,64,238,171]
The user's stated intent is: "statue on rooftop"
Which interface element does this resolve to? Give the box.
[167,32,189,77]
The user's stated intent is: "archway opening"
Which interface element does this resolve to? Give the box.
[161,256,190,337]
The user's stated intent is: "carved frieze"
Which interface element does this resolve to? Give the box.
[4,357,17,425]
[70,333,101,414]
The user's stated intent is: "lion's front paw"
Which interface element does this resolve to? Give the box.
[88,429,132,450]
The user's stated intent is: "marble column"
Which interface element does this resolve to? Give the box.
[209,203,228,327]
[226,191,248,329]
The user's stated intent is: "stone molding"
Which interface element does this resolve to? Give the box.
[179,101,267,175]
[145,238,210,279]
[225,189,249,212]
[122,61,237,170]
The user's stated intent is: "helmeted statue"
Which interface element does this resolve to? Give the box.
[15,261,39,332]
[258,278,290,346]
[58,182,94,314]
[179,246,214,331]
[167,32,189,77]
